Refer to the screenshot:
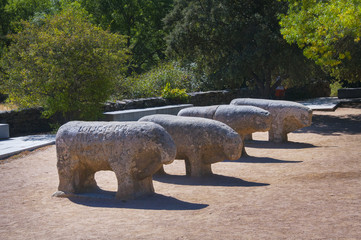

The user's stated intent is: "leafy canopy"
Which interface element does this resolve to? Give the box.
[164,0,321,97]
[0,4,130,120]
[280,0,361,82]
[78,0,174,73]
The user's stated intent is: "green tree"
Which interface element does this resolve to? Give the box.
[0,0,11,60]
[78,0,174,73]
[280,0,361,83]
[4,0,53,22]
[0,4,129,120]
[0,0,59,58]
[0,0,9,53]
[164,0,321,97]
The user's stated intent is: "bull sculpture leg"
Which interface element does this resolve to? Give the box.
[73,166,98,192]
[184,153,212,177]
[269,126,288,143]
[110,159,155,200]
[239,135,248,157]
[56,160,99,197]
[108,159,135,200]
[132,176,155,198]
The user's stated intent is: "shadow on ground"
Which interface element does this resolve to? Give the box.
[232,156,303,164]
[297,113,361,135]
[153,174,269,187]
[245,140,317,149]
[68,191,208,210]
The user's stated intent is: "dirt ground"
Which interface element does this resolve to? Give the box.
[1,104,361,240]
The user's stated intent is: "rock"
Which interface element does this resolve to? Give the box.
[178,105,271,155]
[54,121,176,200]
[139,114,242,176]
[230,98,312,142]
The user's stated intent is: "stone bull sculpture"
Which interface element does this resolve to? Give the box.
[139,114,242,177]
[53,121,176,200]
[230,98,312,142]
[178,105,271,155]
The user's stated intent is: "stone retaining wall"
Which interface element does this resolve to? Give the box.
[187,88,256,106]
[338,88,361,99]
[0,108,55,137]
[284,81,331,100]
[103,97,168,112]
[103,88,256,111]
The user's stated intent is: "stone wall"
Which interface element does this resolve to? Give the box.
[103,97,168,112]
[0,108,56,137]
[103,88,257,112]
[285,81,331,100]
[187,88,257,106]
[338,88,361,99]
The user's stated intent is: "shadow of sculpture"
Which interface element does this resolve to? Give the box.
[68,190,208,210]
[231,156,303,164]
[153,174,269,187]
[296,114,361,135]
[245,140,317,149]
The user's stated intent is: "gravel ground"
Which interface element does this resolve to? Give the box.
[0,105,360,240]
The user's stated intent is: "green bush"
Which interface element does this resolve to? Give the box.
[0,4,129,120]
[330,81,343,97]
[113,61,199,99]
[161,83,189,103]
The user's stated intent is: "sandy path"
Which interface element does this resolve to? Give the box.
[0,105,360,239]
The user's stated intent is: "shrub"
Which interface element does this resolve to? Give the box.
[330,81,343,97]
[161,83,189,103]
[0,4,129,120]
[113,61,199,99]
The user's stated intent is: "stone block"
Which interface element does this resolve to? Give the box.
[0,124,9,139]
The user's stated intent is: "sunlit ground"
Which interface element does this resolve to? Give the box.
[0,103,17,111]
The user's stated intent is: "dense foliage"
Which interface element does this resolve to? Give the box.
[164,0,321,97]
[1,0,173,74]
[0,0,58,54]
[113,61,198,100]
[0,5,129,120]
[280,0,361,83]
[78,0,173,73]
[0,0,9,56]
[4,0,359,117]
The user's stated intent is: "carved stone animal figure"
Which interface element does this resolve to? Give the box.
[230,98,313,142]
[178,105,271,155]
[54,121,176,200]
[139,114,242,177]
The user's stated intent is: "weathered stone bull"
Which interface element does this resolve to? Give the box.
[178,105,271,155]
[139,114,242,177]
[53,121,176,200]
[230,98,313,142]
